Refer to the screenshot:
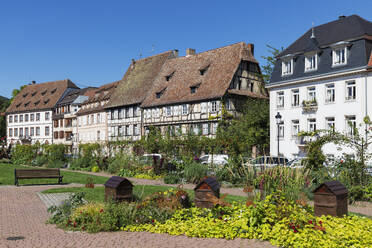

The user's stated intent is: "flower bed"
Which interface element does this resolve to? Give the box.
[48,191,372,248]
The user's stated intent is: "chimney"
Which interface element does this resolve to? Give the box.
[339,15,346,19]
[173,49,179,58]
[247,43,254,56]
[31,81,36,84]
[131,59,136,69]
[186,48,196,56]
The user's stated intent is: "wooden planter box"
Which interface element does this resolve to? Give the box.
[313,181,348,217]
[104,176,133,202]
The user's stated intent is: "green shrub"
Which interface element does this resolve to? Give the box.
[11,144,38,165]
[107,153,133,174]
[31,155,48,167]
[163,172,182,184]
[118,168,136,177]
[184,162,208,184]
[46,160,65,168]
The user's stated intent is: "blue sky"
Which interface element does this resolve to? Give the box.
[0,0,371,98]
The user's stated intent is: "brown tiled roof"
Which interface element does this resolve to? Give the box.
[227,89,268,99]
[105,51,175,109]
[76,81,120,116]
[141,42,259,108]
[6,79,78,114]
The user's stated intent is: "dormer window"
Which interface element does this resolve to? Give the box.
[156,87,166,99]
[23,93,28,98]
[41,90,47,95]
[305,54,317,72]
[282,59,293,76]
[332,47,347,66]
[190,82,201,94]
[44,99,50,104]
[51,88,57,94]
[199,64,210,75]
[34,100,40,106]
[24,101,31,107]
[31,91,37,96]
[165,71,175,81]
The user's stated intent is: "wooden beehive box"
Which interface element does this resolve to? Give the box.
[313,180,348,217]
[104,176,133,202]
[194,177,220,208]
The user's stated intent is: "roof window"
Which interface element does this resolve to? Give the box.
[51,88,57,94]
[190,82,201,94]
[165,71,175,81]
[34,100,40,106]
[199,64,210,75]
[22,93,28,98]
[31,91,37,96]
[24,101,31,107]
[41,90,47,95]
[16,103,21,108]
[44,99,50,104]
[156,87,167,99]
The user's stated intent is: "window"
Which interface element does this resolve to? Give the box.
[45,126,50,136]
[25,114,29,122]
[36,113,40,121]
[292,120,300,137]
[25,127,29,136]
[9,128,12,137]
[291,89,299,107]
[125,125,130,136]
[9,116,13,123]
[182,104,188,115]
[277,91,284,108]
[30,127,34,136]
[45,112,50,121]
[19,128,23,137]
[14,128,18,137]
[14,115,18,123]
[278,121,284,138]
[225,99,232,110]
[192,124,200,135]
[307,87,316,101]
[282,59,293,75]
[326,117,335,131]
[118,126,124,136]
[118,109,123,119]
[30,114,34,122]
[326,84,335,103]
[90,115,94,125]
[190,86,197,94]
[345,116,356,136]
[19,115,23,122]
[305,54,317,71]
[202,123,209,135]
[346,81,356,101]
[333,47,346,66]
[97,131,101,141]
[110,110,114,120]
[54,132,58,139]
[211,122,218,134]
[166,106,172,116]
[97,113,101,124]
[211,101,217,112]
[134,124,139,136]
[308,118,316,132]
[36,127,40,136]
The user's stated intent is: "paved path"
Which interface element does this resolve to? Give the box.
[0,185,277,248]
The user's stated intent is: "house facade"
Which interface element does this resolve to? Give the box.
[105,51,177,142]
[267,15,372,159]
[6,79,79,146]
[141,43,267,136]
[76,81,119,144]
[53,88,95,153]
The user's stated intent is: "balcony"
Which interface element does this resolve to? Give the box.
[302,100,318,112]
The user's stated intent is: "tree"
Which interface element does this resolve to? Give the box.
[10,85,26,103]
[0,97,10,140]
[261,45,281,85]
[216,98,269,157]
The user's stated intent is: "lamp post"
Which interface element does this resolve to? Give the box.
[275,112,282,157]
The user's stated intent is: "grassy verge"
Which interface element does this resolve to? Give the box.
[42,185,247,204]
[0,163,108,186]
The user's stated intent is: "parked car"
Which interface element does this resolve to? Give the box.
[139,154,162,165]
[287,157,308,168]
[248,156,289,167]
[199,154,229,166]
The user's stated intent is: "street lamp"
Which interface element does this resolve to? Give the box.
[275,112,282,157]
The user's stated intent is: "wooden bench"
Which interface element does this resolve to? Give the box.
[14,168,63,186]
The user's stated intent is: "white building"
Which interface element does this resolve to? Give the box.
[6,79,79,146]
[267,15,372,159]
[76,81,119,144]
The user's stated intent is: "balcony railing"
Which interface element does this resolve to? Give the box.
[302,100,318,112]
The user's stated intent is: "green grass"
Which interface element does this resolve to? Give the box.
[0,163,109,186]
[42,185,247,204]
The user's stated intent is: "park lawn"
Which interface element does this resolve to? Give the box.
[0,163,109,186]
[42,185,247,204]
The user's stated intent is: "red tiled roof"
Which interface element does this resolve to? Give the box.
[141,42,259,108]
[6,79,78,114]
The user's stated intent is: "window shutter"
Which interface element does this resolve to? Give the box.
[207,102,211,112]
[201,102,207,113]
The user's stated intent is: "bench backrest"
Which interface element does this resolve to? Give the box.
[15,168,61,177]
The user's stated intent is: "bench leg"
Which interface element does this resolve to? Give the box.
[58,177,62,184]
[15,178,18,186]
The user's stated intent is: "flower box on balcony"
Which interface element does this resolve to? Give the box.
[302,100,318,112]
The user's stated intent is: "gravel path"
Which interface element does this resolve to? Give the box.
[0,185,276,248]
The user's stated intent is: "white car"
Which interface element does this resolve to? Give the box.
[199,154,229,166]
[139,154,162,165]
